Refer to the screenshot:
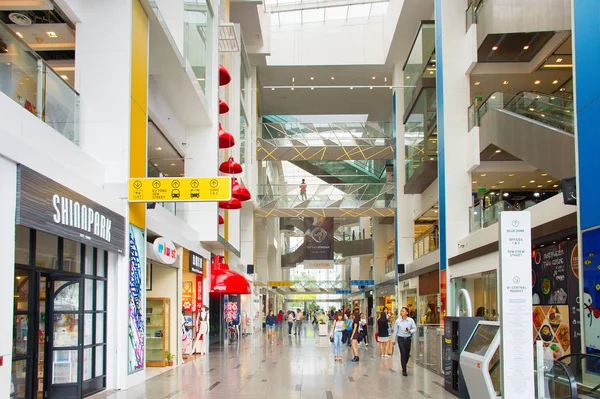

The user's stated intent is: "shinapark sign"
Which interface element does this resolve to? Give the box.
[128,177,231,202]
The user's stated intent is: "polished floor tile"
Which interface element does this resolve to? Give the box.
[93,325,456,399]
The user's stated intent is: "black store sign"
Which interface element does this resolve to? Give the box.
[16,166,126,254]
[189,251,204,274]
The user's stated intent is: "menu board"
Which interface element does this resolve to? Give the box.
[531,240,581,354]
[532,305,571,359]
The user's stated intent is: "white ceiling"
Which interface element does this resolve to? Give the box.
[8,22,74,51]
[258,64,394,120]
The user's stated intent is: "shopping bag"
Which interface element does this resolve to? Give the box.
[374,332,379,343]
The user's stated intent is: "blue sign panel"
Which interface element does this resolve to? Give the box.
[350,280,375,286]
[336,289,351,295]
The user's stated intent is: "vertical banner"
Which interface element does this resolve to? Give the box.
[182,281,193,312]
[499,212,534,398]
[582,228,600,371]
[303,217,334,269]
[128,224,145,374]
[196,275,203,309]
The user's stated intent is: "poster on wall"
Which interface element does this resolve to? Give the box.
[196,275,203,309]
[128,224,145,374]
[302,217,334,269]
[182,281,193,312]
[582,228,600,373]
[532,305,572,359]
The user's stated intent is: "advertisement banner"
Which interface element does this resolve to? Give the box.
[302,217,334,269]
[182,281,193,312]
[582,228,600,372]
[196,275,203,309]
[128,224,145,374]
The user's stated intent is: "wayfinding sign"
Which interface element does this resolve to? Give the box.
[128,177,231,202]
[498,211,534,399]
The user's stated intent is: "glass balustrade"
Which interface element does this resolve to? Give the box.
[465,0,485,29]
[469,200,518,232]
[403,23,435,112]
[405,88,437,181]
[257,183,395,209]
[413,230,440,259]
[184,1,211,92]
[0,21,80,144]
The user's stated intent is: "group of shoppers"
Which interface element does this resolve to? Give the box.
[265,308,306,341]
[329,309,370,362]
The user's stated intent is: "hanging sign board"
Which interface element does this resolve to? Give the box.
[498,211,534,399]
[128,177,231,202]
[189,251,204,275]
[152,237,177,265]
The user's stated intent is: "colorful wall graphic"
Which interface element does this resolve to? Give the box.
[582,229,600,372]
[128,224,145,374]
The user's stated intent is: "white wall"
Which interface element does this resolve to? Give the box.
[0,156,16,399]
[154,0,184,55]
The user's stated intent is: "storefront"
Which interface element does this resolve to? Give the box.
[12,166,125,399]
[375,280,397,323]
[398,277,418,319]
[181,250,205,356]
[144,237,180,368]
[450,271,497,320]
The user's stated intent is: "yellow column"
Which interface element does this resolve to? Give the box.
[129,0,149,228]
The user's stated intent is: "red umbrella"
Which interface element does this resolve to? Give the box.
[219,156,243,174]
[218,123,235,149]
[219,64,231,86]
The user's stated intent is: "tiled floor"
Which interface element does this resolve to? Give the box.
[94,325,456,399]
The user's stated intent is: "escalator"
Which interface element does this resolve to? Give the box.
[290,159,388,185]
[476,91,575,180]
[557,353,600,398]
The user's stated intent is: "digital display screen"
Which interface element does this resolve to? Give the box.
[464,324,499,356]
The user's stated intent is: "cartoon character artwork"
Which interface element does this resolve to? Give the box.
[581,228,600,374]
[582,291,600,329]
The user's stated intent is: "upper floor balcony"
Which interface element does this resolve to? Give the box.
[0,20,79,144]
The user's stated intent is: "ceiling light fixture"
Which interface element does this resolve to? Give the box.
[552,80,559,84]
[171,163,176,166]
[492,46,498,50]
[509,173,515,177]
[503,192,509,197]
[553,184,559,188]
[499,181,505,184]
[503,80,509,85]
[547,180,552,183]
[474,81,480,85]
[291,87,294,90]
[155,147,162,151]
[537,185,543,188]
[481,174,487,177]
[529,108,535,111]
[310,87,314,90]
[16,32,23,38]
[523,45,530,50]
[292,77,295,82]
[350,87,353,90]
[534,80,541,84]
[153,163,158,166]
[544,64,573,68]
[310,77,314,80]
[331,77,335,80]
[406,76,410,79]
[495,149,502,153]
[46,31,58,38]
[541,173,548,176]
[60,75,68,80]
[530,180,535,183]
[556,58,563,63]
[521,185,526,188]
[271,88,275,91]
[472,181,477,184]
[369,87,373,90]
[372,76,376,80]
[430,71,434,74]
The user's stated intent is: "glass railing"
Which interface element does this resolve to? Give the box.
[0,20,79,144]
[472,91,574,134]
[261,121,393,144]
[469,200,517,232]
[403,22,435,111]
[303,160,387,183]
[415,324,444,375]
[184,0,210,92]
[413,230,439,259]
[257,183,395,209]
[556,353,600,398]
[405,88,437,181]
[465,0,485,30]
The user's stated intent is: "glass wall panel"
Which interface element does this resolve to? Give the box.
[15,226,30,265]
[36,231,58,269]
[85,246,94,275]
[184,1,210,92]
[403,23,435,110]
[62,239,81,273]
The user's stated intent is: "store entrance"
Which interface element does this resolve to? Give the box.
[13,270,84,399]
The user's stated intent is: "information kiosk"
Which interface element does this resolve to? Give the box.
[459,321,501,399]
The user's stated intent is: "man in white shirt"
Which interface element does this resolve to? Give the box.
[392,307,417,376]
[294,309,303,336]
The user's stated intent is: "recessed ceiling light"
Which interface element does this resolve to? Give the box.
[491,96,496,99]
[480,174,487,177]
[310,77,314,80]
[556,58,563,63]
[492,46,498,51]
[60,75,68,80]
[15,32,23,38]
[370,87,373,90]
[530,180,535,183]
[164,174,169,177]
[552,80,559,84]
[46,31,58,38]
[521,185,526,188]
[499,181,505,184]
[534,80,541,84]
[547,180,552,183]
[310,87,314,90]
[153,163,158,166]
[553,184,559,188]
[155,147,162,151]
[331,77,335,80]
[171,163,176,166]
[523,45,530,50]
[291,87,294,90]
[429,71,434,74]
[503,80,509,85]
[350,87,353,90]
[492,186,497,188]
[495,149,502,153]
[472,181,477,184]
[406,76,410,79]
[291,77,295,82]
[529,108,535,111]
[541,173,548,176]
[537,185,543,188]
[474,81,480,85]
[271,88,275,91]
[372,76,376,80]
[509,174,515,177]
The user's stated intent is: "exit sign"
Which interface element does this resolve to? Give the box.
[477,187,487,193]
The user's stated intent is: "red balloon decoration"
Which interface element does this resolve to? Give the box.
[218,123,235,149]
[219,198,242,210]
[219,156,243,174]
[232,178,251,201]
[219,99,229,114]
[219,64,231,86]
[218,215,224,225]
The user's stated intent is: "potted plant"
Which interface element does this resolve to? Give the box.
[165,351,175,366]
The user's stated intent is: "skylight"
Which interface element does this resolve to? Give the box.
[268,0,389,26]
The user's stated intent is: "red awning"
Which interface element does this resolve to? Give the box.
[210,259,251,295]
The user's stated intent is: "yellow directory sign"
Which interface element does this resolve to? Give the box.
[128,177,231,202]
[268,281,292,287]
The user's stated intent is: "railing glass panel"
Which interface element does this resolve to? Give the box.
[184,1,210,92]
[44,67,79,144]
[403,23,435,112]
[413,230,439,259]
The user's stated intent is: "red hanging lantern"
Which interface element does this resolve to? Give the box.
[219,156,243,174]
[219,99,229,114]
[218,215,224,225]
[232,178,251,201]
[219,64,231,86]
[219,198,242,210]
[218,123,235,149]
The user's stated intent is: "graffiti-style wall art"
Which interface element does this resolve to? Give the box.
[128,224,145,374]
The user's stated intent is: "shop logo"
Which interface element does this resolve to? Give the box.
[153,237,177,265]
[52,194,113,242]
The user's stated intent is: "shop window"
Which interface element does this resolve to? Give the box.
[95,313,105,344]
[84,246,94,275]
[96,281,105,311]
[84,314,93,346]
[36,231,58,269]
[62,239,81,273]
[84,279,94,311]
[14,270,30,312]
[54,281,80,311]
[15,226,30,265]
[96,250,106,277]
[94,346,105,377]
[83,348,93,381]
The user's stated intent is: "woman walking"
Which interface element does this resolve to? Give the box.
[359,312,368,347]
[377,307,391,358]
[266,310,277,343]
[344,312,354,347]
[287,310,295,335]
[350,311,361,362]
[330,312,345,361]
[392,306,417,376]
